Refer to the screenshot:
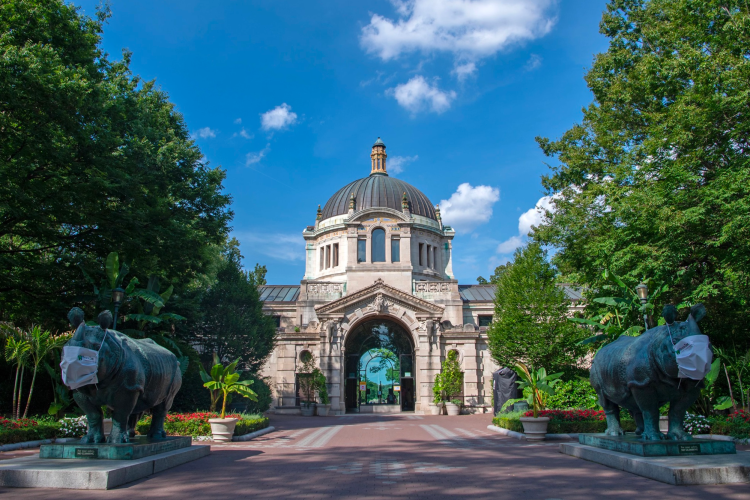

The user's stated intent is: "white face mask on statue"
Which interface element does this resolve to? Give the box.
[668,326,712,380]
[60,330,107,389]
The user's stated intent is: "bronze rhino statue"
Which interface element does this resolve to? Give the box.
[590,304,709,441]
[65,308,182,443]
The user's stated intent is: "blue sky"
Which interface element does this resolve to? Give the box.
[74,0,610,285]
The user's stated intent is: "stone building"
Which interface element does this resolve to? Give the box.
[259,138,582,414]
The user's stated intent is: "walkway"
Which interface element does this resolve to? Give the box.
[2,413,749,498]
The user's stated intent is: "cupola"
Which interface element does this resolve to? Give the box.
[370,137,387,175]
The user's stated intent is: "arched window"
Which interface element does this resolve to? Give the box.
[372,228,386,262]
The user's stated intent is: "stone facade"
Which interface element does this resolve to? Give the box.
[259,139,582,415]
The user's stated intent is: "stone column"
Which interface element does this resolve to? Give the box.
[443,240,455,279]
[401,229,412,265]
[461,339,480,407]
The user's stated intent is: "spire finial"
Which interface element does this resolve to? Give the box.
[349,192,356,211]
[401,192,409,210]
[316,204,322,221]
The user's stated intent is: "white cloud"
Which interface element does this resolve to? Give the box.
[496,194,557,254]
[518,194,556,235]
[439,182,500,232]
[192,127,217,139]
[246,144,271,166]
[260,103,298,131]
[388,154,418,174]
[234,232,305,262]
[388,76,456,114]
[234,118,242,124]
[361,0,557,76]
[524,53,542,71]
[232,128,253,139]
[452,61,477,81]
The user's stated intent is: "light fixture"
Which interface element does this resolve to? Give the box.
[635,283,648,303]
[111,287,125,329]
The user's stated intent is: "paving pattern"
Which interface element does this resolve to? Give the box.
[1,413,749,499]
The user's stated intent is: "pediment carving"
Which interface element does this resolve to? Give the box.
[315,279,444,318]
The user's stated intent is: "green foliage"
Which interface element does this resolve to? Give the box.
[0,0,233,329]
[545,378,600,410]
[297,352,327,407]
[532,0,750,353]
[514,362,563,417]
[135,412,269,438]
[476,263,511,285]
[571,271,670,347]
[492,415,636,434]
[170,342,211,413]
[487,244,587,371]
[191,245,277,373]
[201,359,258,419]
[241,375,272,414]
[440,350,464,400]
[0,421,61,445]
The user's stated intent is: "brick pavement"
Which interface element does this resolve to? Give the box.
[1,413,749,499]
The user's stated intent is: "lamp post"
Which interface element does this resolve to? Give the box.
[111,287,125,330]
[635,283,649,330]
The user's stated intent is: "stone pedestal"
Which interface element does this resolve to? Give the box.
[579,433,736,457]
[40,436,192,460]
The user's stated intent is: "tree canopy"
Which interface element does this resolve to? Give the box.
[487,244,586,372]
[0,0,232,328]
[532,0,750,348]
[189,244,277,373]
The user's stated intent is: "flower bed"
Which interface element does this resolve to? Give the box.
[493,409,636,434]
[0,418,61,445]
[710,410,750,440]
[135,412,269,438]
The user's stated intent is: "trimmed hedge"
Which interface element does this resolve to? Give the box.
[492,409,636,434]
[135,412,269,438]
[0,421,61,445]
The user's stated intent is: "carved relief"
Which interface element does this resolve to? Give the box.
[414,281,451,294]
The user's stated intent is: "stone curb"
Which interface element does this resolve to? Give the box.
[232,426,275,442]
[0,439,54,453]
[487,425,578,441]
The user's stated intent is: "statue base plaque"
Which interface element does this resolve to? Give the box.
[39,436,192,460]
[579,433,736,457]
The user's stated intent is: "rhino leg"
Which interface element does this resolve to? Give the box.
[600,396,625,436]
[128,412,142,438]
[631,387,664,441]
[148,401,169,439]
[74,391,105,444]
[108,392,139,444]
[666,391,700,441]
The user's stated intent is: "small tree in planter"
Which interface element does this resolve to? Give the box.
[514,361,562,440]
[202,359,258,441]
[441,351,464,416]
[316,371,330,416]
[297,352,322,416]
[431,374,445,415]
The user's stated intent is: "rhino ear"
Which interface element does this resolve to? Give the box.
[98,310,113,330]
[68,307,85,328]
[661,305,677,325]
[690,303,706,323]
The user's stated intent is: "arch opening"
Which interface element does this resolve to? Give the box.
[344,318,415,412]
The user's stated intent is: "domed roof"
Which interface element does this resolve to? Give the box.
[321,175,437,221]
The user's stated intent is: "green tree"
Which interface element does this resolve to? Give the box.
[533,0,750,350]
[192,245,277,373]
[487,244,586,371]
[0,1,232,328]
[477,262,511,285]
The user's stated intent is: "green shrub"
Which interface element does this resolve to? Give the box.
[135,412,269,438]
[244,375,273,414]
[492,413,636,434]
[710,411,750,440]
[545,379,599,410]
[0,420,61,445]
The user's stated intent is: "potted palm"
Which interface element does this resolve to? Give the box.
[514,362,562,441]
[441,351,464,416]
[202,359,258,441]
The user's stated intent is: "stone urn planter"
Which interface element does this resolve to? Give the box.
[429,403,441,415]
[520,417,549,441]
[317,404,330,416]
[209,418,238,442]
[445,402,461,416]
[301,405,315,417]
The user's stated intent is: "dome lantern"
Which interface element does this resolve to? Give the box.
[370,137,387,176]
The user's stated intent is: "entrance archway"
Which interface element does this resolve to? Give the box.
[344,319,415,412]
